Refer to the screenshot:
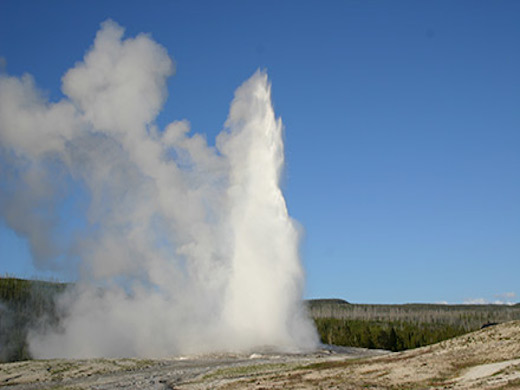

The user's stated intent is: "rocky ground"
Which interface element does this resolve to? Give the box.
[1,320,519,389]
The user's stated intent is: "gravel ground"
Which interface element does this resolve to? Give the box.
[0,346,386,389]
[2,321,519,390]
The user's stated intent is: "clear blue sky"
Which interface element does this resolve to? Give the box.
[1,0,518,304]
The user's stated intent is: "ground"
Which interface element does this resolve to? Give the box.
[1,321,519,389]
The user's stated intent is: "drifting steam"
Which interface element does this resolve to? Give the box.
[0,21,318,358]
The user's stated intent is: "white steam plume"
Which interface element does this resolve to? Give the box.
[0,20,318,358]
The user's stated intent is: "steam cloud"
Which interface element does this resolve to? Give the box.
[0,21,318,358]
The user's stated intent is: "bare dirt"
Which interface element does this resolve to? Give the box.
[1,320,519,389]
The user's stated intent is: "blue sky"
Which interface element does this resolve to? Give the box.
[0,0,518,304]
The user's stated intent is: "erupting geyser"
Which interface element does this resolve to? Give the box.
[0,20,318,358]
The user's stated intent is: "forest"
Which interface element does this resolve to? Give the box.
[314,317,466,351]
[0,277,67,362]
[1,278,519,362]
[308,298,520,351]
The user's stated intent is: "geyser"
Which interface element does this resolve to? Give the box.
[0,20,318,358]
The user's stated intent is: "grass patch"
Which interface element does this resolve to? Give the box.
[297,358,362,371]
[202,362,291,381]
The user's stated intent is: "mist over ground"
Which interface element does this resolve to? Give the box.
[0,20,318,358]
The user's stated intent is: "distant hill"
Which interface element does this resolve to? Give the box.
[307,298,350,304]
[307,298,349,305]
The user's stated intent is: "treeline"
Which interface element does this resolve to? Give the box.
[314,318,466,351]
[307,299,520,331]
[0,277,67,362]
[308,299,520,352]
